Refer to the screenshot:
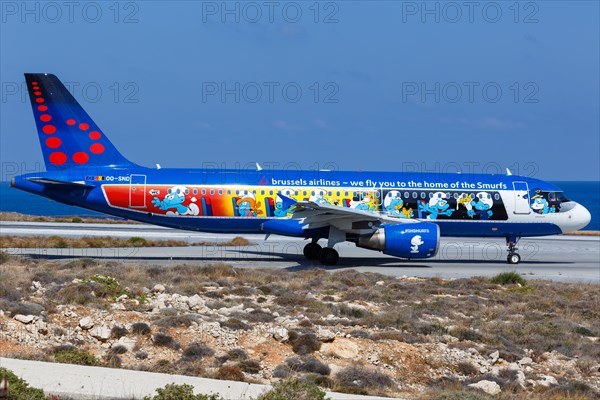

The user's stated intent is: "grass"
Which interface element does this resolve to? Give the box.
[256,379,329,400]
[52,346,100,366]
[490,271,527,286]
[0,367,46,400]
[143,383,223,400]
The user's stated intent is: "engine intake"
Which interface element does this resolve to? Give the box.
[357,222,440,259]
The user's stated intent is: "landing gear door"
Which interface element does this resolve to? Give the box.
[129,174,147,208]
[513,181,530,214]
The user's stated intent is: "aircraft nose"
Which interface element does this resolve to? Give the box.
[573,202,592,231]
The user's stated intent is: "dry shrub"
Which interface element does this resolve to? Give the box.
[215,365,244,381]
[334,366,394,394]
[182,342,214,361]
[131,322,151,335]
[285,356,330,376]
[152,333,180,350]
[238,360,261,374]
[288,331,321,355]
[456,361,479,376]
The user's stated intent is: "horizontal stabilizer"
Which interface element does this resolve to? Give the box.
[26,177,94,189]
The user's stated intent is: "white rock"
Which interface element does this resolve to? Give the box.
[321,339,359,359]
[118,336,138,352]
[518,356,533,365]
[90,326,111,341]
[515,370,526,388]
[78,317,94,330]
[468,380,501,395]
[14,314,35,324]
[116,294,128,302]
[273,328,289,342]
[317,329,336,342]
[490,350,500,364]
[375,280,385,286]
[153,284,165,293]
[187,294,204,309]
[538,375,558,387]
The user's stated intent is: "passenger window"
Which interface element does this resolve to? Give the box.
[218,189,223,195]
[210,189,214,195]
[193,189,198,195]
[412,192,418,199]
[421,192,426,199]
[404,192,410,198]
[494,193,500,201]
[202,189,206,195]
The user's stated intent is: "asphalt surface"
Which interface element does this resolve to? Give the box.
[1,221,599,283]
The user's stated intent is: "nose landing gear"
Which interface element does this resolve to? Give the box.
[506,237,521,264]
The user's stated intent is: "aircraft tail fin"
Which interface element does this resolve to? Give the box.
[24,73,134,170]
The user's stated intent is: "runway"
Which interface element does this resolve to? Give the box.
[1,221,599,283]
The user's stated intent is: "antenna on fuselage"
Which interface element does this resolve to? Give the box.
[256,163,263,171]
[156,164,162,170]
[506,168,512,176]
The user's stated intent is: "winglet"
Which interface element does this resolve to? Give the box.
[279,194,297,211]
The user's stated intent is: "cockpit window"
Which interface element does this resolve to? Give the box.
[556,192,569,203]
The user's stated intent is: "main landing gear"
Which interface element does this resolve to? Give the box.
[506,237,521,264]
[303,240,340,265]
[304,227,345,266]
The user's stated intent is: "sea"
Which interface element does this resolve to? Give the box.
[0,181,598,231]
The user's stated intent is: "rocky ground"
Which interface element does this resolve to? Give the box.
[0,254,599,399]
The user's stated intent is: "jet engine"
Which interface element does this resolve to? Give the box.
[356,222,440,259]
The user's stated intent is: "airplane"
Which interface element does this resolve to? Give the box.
[11,73,591,265]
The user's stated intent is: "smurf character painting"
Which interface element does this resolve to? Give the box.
[237,191,263,217]
[418,192,454,220]
[151,185,199,216]
[410,235,424,253]
[309,189,330,205]
[531,195,556,214]
[351,191,376,211]
[468,192,494,220]
[274,189,296,217]
[384,191,413,218]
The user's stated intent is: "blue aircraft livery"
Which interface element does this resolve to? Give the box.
[11,73,592,265]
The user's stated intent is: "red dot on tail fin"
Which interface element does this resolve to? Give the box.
[89,131,101,140]
[90,143,105,154]
[49,152,67,165]
[46,137,62,148]
[73,152,89,164]
[42,125,56,134]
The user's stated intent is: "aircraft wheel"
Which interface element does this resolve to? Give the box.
[303,242,322,260]
[319,248,339,266]
[507,253,521,265]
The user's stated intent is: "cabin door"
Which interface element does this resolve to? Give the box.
[129,174,147,208]
[512,181,530,214]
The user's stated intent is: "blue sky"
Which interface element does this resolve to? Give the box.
[1,1,599,181]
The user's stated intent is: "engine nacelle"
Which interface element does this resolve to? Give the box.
[357,222,440,259]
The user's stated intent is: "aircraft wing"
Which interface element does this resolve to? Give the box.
[291,200,420,231]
